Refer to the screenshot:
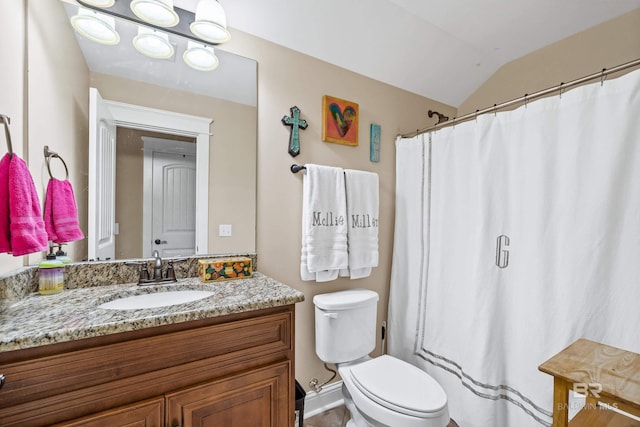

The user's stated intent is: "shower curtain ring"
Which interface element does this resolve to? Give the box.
[559,82,564,99]
[524,94,528,108]
[601,68,607,86]
[493,104,497,116]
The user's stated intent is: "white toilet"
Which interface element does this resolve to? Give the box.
[313,289,450,427]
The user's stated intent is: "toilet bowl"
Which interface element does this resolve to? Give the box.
[339,355,449,427]
[313,289,450,427]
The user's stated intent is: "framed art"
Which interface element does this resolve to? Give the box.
[322,95,359,146]
[370,123,380,162]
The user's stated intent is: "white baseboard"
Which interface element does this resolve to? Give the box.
[302,380,344,419]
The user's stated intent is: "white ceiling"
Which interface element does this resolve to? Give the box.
[176,0,640,107]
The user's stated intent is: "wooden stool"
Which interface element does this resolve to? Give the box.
[539,338,640,427]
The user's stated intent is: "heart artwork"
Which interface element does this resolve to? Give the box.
[329,103,357,137]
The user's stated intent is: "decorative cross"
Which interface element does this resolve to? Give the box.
[282,106,308,157]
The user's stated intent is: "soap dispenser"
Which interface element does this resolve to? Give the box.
[55,245,72,264]
[38,253,64,295]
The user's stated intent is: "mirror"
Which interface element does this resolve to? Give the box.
[28,0,257,262]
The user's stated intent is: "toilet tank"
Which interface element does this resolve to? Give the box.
[313,289,379,364]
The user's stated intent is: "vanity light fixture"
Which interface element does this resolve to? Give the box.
[70,8,120,45]
[183,41,219,71]
[133,26,174,59]
[130,0,179,27]
[190,0,231,44]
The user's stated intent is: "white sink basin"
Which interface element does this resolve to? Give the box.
[99,290,214,310]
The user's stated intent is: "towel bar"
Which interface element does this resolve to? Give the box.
[291,164,307,173]
[44,146,69,180]
[291,164,353,176]
[0,114,13,158]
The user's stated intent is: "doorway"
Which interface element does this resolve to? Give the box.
[144,137,196,258]
[114,129,197,259]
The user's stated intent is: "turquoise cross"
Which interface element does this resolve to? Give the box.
[282,106,307,157]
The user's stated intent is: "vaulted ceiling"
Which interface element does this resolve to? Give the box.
[202,0,640,106]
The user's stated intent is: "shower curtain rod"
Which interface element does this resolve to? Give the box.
[401,57,640,138]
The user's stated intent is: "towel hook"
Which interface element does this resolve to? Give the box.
[0,115,13,158]
[44,146,69,180]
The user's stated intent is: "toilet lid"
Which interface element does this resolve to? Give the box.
[349,355,447,416]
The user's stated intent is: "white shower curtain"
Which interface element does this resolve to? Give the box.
[389,69,640,427]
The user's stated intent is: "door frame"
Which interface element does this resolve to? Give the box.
[104,100,212,255]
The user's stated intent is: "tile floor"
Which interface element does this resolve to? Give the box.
[303,405,350,427]
[303,405,460,427]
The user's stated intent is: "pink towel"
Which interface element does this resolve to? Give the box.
[44,178,84,244]
[0,153,10,253]
[8,155,48,256]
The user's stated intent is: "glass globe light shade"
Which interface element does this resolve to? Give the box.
[190,0,231,44]
[133,26,174,59]
[70,8,120,45]
[79,0,116,7]
[183,41,219,71]
[130,0,179,27]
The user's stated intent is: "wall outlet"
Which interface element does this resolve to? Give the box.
[219,224,232,237]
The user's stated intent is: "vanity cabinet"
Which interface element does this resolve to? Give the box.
[52,398,165,427]
[0,305,295,427]
[166,361,290,426]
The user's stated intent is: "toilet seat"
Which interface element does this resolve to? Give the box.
[348,355,447,418]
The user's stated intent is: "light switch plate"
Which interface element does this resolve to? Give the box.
[219,224,232,237]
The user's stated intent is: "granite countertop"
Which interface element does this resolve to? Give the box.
[0,272,304,353]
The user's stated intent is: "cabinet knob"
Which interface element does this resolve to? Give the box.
[0,374,5,390]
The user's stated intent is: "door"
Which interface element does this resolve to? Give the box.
[88,88,116,261]
[151,151,196,257]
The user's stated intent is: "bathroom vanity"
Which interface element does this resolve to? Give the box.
[0,271,304,426]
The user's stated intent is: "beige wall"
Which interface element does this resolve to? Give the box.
[221,31,455,391]
[459,9,640,115]
[0,0,27,274]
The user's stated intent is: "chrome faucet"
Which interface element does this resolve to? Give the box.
[152,250,163,280]
[125,251,180,286]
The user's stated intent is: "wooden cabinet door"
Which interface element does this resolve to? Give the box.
[54,397,164,427]
[166,361,291,427]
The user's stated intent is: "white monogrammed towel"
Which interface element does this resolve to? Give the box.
[300,164,348,282]
[340,169,379,279]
